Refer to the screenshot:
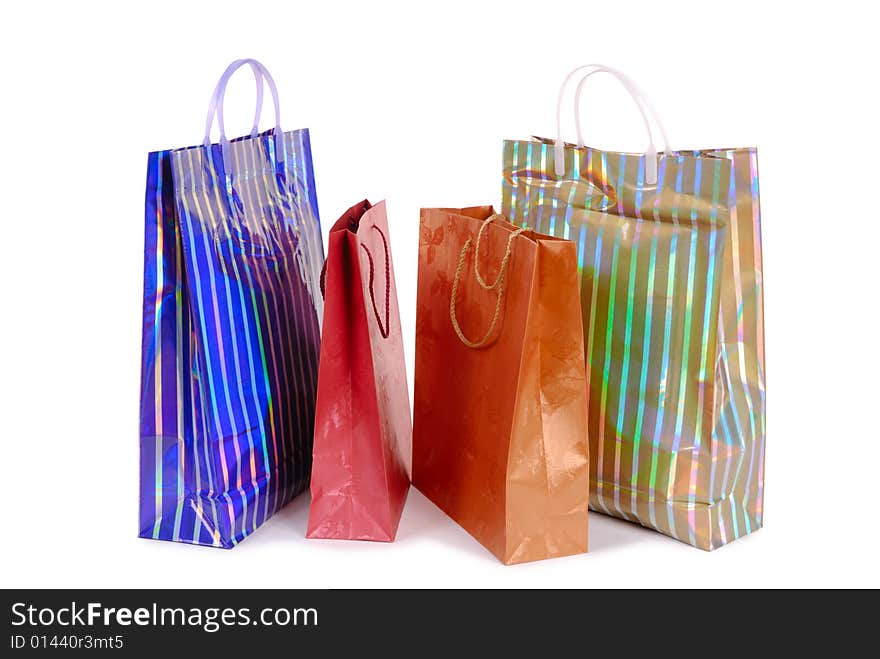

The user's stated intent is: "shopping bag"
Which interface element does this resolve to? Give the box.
[413,207,589,564]
[501,64,765,550]
[307,200,411,541]
[139,59,325,547]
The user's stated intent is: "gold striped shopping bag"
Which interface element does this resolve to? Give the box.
[501,65,765,550]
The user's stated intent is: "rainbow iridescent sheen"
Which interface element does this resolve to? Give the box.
[502,139,765,550]
[140,129,324,547]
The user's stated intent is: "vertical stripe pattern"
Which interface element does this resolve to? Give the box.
[501,138,765,551]
[139,129,323,548]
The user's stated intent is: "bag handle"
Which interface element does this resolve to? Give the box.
[318,226,392,339]
[573,67,669,154]
[203,59,283,164]
[450,215,525,349]
[360,226,391,339]
[554,64,669,185]
[203,59,264,144]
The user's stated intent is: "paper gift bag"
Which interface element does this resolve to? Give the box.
[502,64,766,550]
[413,207,589,564]
[139,59,324,547]
[307,200,411,541]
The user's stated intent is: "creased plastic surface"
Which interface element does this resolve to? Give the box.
[413,206,589,564]
[307,200,411,541]
[502,139,765,550]
[139,129,324,548]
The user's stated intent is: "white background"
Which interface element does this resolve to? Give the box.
[1,0,877,589]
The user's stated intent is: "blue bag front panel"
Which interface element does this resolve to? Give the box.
[140,149,215,546]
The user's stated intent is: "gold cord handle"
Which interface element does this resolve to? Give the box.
[449,215,526,349]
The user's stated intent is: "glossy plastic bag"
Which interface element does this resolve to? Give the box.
[502,65,765,550]
[307,200,411,541]
[413,207,589,564]
[139,59,324,547]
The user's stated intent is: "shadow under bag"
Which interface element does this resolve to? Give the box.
[502,65,765,550]
[139,59,324,547]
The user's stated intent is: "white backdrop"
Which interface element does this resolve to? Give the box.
[1,0,877,588]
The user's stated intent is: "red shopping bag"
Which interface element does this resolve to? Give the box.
[307,200,411,541]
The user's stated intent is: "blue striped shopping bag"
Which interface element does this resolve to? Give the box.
[139,59,325,547]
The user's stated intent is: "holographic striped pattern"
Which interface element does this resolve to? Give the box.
[502,139,765,550]
[139,129,324,548]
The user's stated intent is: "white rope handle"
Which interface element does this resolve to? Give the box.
[203,59,283,163]
[203,59,264,145]
[554,64,669,185]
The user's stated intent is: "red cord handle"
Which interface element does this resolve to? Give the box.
[360,226,391,339]
[319,225,391,339]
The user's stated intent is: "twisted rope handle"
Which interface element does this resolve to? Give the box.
[360,226,391,339]
[318,226,391,339]
[450,216,526,349]
[473,213,516,290]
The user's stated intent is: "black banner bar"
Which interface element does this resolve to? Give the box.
[1,589,872,654]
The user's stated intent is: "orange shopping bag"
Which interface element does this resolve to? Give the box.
[413,207,589,564]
